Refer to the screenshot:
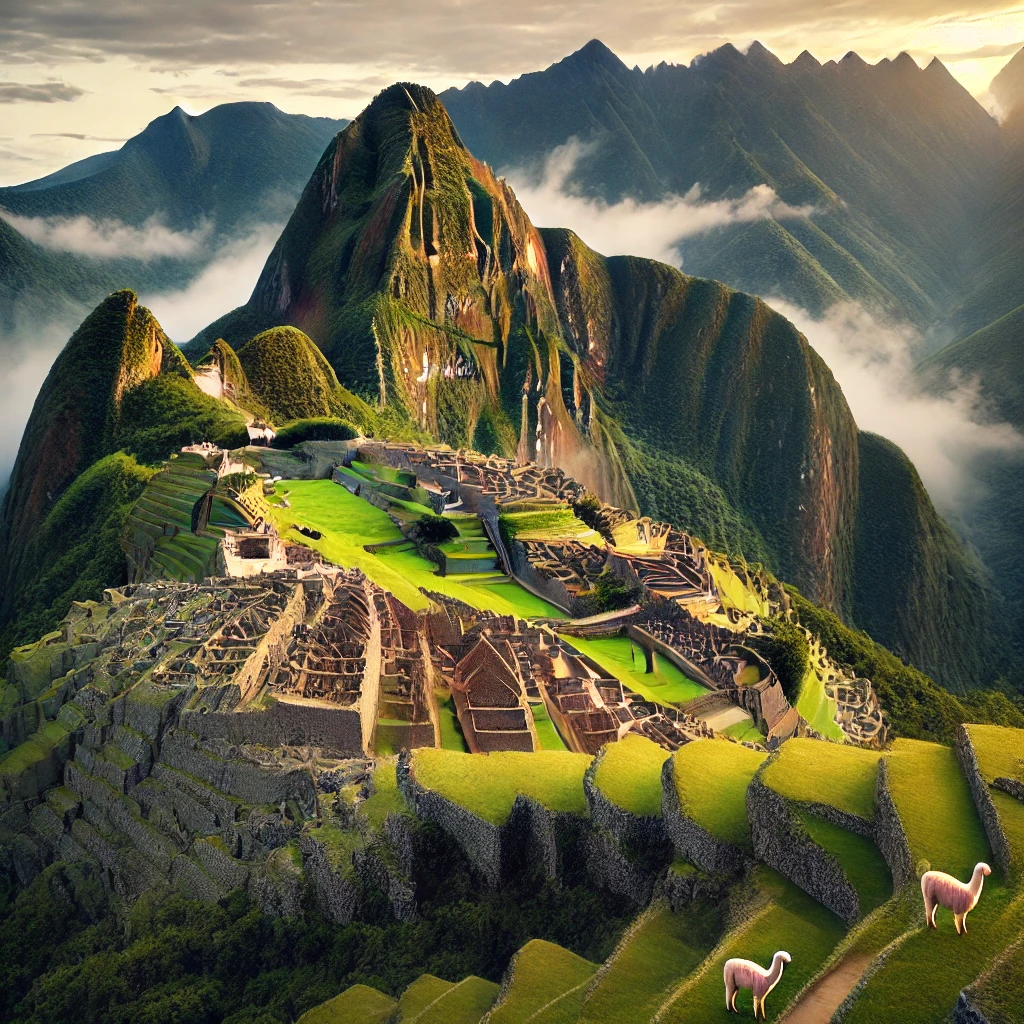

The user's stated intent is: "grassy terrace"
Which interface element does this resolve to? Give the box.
[488,939,598,1024]
[795,662,844,742]
[672,740,767,850]
[593,734,669,817]
[0,720,70,778]
[578,901,721,1024]
[499,506,600,543]
[558,634,708,706]
[411,749,590,826]
[658,869,846,1023]
[398,975,454,1019]
[415,975,499,1023]
[269,480,563,618]
[761,738,879,819]
[841,737,1019,1024]
[530,701,568,751]
[295,984,397,1024]
[968,724,1024,864]
[799,812,892,914]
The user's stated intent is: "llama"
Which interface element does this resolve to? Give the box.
[921,862,991,934]
[724,951,792,1019]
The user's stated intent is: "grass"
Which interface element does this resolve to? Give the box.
[707,560,770,618]
[435,688,469,752]
[721,720,765,744]
[414,975,499,1023]
[295,984,397,1024]
[398,975,454,1019]
[577,901,722,1024]
[798,812,892,915]
[762,738,879,820]
[358,759,406,830]
[795,663,845,742]
[0,721,70,778]
[269,481,562,618]
[657,869,847,1023]
[411,748,591,825]
[885,738,990,876]
[965,934,1024,1024]
[672,739,768,849]
[960,726,1024,869]
[558,634,707,706]
[530,702,568,751]
[593,735,669,817]
[488,939,599,1024]
[499,507,599,543]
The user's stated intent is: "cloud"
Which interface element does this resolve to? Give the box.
[936,40,1023,61]
[140,221,281,341]
[504,138,813,265]
[31,132,126,141]
[0,209,212,259]
[236,75,393,99]
[767,298,1024,513]
[0,79,84,103]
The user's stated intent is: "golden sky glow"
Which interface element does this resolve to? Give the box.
[0,0,1021,185]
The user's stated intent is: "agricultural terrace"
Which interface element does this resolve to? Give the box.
[577,902,721,1024]
[671,740,767,849]
[530,700,568,751]
[295,984,396,1024]
[795,660,844,742]
[268,480,563,618]
[593,735,669,817]
[841,737,1021,1024]
[762,738,879,819]
[798,812,891,914]
[498,504,600,543]
[706,558,770,620]
[357,759,406,830]
[967,724,1024,864]
[962,935,1024,1024]
[411,749,591,825]
[488,939,599,1024]
[658,869,846,1023]
[558,634,707,705]
[414,975,500,1023]
[397,975,454,1019]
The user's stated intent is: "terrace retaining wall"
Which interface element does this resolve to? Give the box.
[955,725,1013,878]
[874,757,914,889]
[747,770,861,925]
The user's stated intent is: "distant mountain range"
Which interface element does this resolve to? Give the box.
[0,102,347,337]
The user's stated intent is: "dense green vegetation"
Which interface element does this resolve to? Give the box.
[272,418,359,447]
[788,586,1024,741]
[750,617,809,702]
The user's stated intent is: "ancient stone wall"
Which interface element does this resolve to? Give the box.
[874,757,914,889]
[955,725,1013,878]
[584,752,670,863]
[747,769,861,925]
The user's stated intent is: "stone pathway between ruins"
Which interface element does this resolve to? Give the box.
[782,954,873,1024]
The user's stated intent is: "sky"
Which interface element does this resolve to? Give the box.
[0,0,1022,185]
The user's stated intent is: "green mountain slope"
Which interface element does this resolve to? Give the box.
[189,82,998,691]
[440,40,1000,328]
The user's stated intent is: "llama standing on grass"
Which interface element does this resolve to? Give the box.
[724,951,791,1019]
[921,862,991,934]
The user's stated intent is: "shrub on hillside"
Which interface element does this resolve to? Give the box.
[415,515,459,544]
[751,617,809,701]
[273,417,358,448]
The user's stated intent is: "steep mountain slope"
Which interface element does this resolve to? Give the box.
[0,103,347,347]
[991,45,1024,115]
[193,83,998,690]
[440,40,1001,328]
[0,290,247,653]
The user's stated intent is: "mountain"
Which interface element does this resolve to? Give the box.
[439,40,1001,330]
[991,44,1024,115]
[192,82,999,692]
[0,102,347,345]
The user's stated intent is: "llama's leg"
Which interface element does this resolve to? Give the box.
[760,995,768,1020]
[962,911,969,935]
[929,900,938,929]
[752,995,759,1018]
[954,913,963,935]
[731,989,739,1013]
[726,978,736,1012]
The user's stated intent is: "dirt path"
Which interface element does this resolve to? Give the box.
[782,955,873,1024]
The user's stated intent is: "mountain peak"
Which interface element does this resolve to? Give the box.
[791,50,821,70]
[746,40,783,68]
[991,45,1024,115]
[839,51,868,68]
[892,51,920,73]
[560,39,628,73]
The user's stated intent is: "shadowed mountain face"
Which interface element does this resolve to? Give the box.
[991,45,1024,116]
[193,83,998,691]
[0,102,347,338]
[440,40,1001,330]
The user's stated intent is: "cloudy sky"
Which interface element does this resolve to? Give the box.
[0,0,1021,184]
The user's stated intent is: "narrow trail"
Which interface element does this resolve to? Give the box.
[781,955,873,1024]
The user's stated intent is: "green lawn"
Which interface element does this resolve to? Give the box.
[530,701,568,752]
[799,812,892,915]
[414,975,499,1023]
[411,749,591,825]
[295,984,397,1024]
[795,663,845,742]
[967,725,1024,867]
[269,480,562,618]
[886,738,990,876]
[435,689,469,752]
[499,507,598,543]
[721,720,765,744]
[593,734,669,818]
[559,634,708,705]
[762,738,879,820]
[358,759,407,830]
[577,901,722,1024]
[489,939,599,1024]
[964,934,1024,1024]
[398,975,455,1019]
[658,869,847,1023]
[672,740,768,850]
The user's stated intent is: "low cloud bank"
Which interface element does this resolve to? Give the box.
[0,209,212,260]
[769,298,1024,513]
[504,138,813,264]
